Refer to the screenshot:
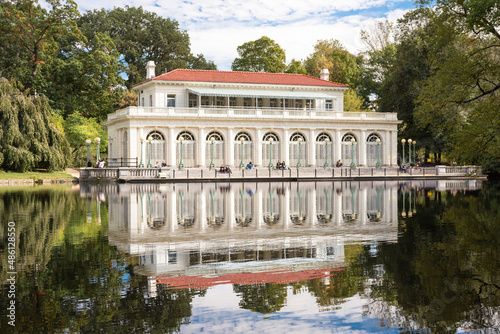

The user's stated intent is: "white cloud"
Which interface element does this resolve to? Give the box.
[75,0,414,70]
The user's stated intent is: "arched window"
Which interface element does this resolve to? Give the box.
[176,131,196,167]
[316,132,333,167]
[289,132,306,167]
[206,131,224,141]
[146,131,165,166]
[341,133,358,166]
[367,133,383,166]
[177,131,194,141]
[290,132,306,142]
[263,132,279,142]
[205,131,224,167]
[262,132,280,166]
[235,132,252,166]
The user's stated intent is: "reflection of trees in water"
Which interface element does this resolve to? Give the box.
[362,183,500,331]
[233,283,288,314]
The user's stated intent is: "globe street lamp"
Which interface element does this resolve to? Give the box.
[413,141,416,165]
[178,137,184,168]
[209,137,215,169]
[297,137,303,168]
[147,136,153,167]
[350,138,356,168]
[139,137,145,167]
[86,139,91,167]
[401,139,406,166]
[239,137,245,168]
[376,138,381,168]
[94,137,101,163]
[268,138,274,168]
[408,139,412,165]
[323,138,329,168]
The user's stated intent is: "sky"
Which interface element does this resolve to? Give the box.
[73,0,418,71]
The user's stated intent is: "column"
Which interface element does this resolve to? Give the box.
[334,130,342,164]
[283,190,290,229]
[227,190,235,231]
[308,129,316,167]
[282,129,290,165]
[334,188,342,225]
[359,130,367,166]
[391,130,398,166]
[128,127,138,163]
[384,130,390,166]
[255,129,263,166]
[198,128,206,167]
[227,128,235,166]
[168,128,176,167]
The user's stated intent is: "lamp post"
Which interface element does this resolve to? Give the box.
[178,137,185,168]
[413,141,416,165]
[86,139,91,167]
[147,136,153,167]
[268,138,274,168]
[209,137,215,169]
[401,139,406,166]
[297,137,302,168]
[323,138,329,168]
[408,139,412,165]
[376,138,381,168]
[239,137,245,168]
[139,137,145,167]
[350,138,356,168]
[94,137,101,162]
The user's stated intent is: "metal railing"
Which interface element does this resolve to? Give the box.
[79,165,482,182]
[107,157,138,168]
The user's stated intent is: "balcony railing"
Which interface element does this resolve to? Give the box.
[108,106,399,122]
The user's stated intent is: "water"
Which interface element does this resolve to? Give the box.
[0,180,498,333]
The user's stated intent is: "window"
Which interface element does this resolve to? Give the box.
[325,100,333,110]
[189,93,198,108]
[149,95,153,107]
[166,94,176,107]
[141,97,144,106]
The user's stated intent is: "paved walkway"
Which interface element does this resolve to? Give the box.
[66,168,80,178]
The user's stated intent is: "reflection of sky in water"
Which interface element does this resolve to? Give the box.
[182,285,399,333]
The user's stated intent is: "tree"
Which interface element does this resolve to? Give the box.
[188,54,217,70]
[0,0,82,84]
[304,39,360,88]
[231,36,286,73]
[0,78,70,172]
[285,59,307,74]
[63,111,107,166]
[79,6,194,87]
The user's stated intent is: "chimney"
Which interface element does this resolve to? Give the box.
[320,69,329,81]
[146,61,156,80]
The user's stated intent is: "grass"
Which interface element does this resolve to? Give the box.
[0,170,75,180]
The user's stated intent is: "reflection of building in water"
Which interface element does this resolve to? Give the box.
[101,181,400,288]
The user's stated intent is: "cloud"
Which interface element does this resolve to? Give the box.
[75,0,414,70]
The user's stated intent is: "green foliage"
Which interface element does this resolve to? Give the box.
[343,88,366,111]
[231,36,287,73]
[285,59,307,74]
[0,78,70,172]
[63,111,107,166]
[79,6,195,87]
[304,39,360,87]
[189,54,217,70]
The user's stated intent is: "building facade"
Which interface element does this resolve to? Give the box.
[105,62,400,167]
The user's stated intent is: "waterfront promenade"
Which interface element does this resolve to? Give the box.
[79,165,484,183]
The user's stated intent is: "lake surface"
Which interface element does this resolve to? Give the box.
[0,180,498,333]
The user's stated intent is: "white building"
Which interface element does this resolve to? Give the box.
[105,61,400,168]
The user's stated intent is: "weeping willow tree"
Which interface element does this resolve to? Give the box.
[0,78,70,172]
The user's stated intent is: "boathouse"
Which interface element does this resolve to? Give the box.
[105,62,400,168]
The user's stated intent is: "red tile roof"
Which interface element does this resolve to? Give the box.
[155,267,345,290]
[143,69,348,88]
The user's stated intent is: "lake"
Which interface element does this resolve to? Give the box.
[0,180,498,333]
